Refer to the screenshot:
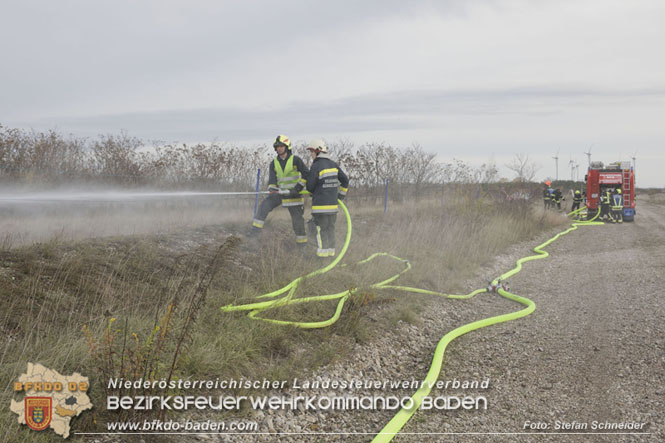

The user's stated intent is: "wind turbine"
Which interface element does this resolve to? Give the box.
[584,144,593,168]
[553,149,560,182]
[568,155,575,181]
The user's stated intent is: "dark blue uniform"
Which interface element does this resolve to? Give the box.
[306,154,349,257]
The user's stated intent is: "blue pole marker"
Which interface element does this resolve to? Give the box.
[254,168,261,217]
[384,178,389,213]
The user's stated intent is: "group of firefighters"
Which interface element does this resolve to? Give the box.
[252,137,638,256]
[543,182,624,223]
[249,135,349,258]
[542,181,565,210]
[599,187,625,223]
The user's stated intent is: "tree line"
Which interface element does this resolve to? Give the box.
[2,125,537,201]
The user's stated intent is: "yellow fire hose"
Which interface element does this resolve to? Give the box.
[374,206,602,441]
[220,201,603,440]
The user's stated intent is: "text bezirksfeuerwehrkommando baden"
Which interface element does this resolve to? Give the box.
[106,377,490,412]
[107,394,487,411]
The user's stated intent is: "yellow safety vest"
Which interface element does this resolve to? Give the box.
[274,156,304,207]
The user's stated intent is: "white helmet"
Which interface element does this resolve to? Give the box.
[306,139,328,154]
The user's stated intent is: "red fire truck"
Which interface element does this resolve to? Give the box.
[585,161,636,221]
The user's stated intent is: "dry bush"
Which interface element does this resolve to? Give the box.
[0,125,273,190]
[0,234,239,440]
[0,126,89,184]
[82,237,238,422]
[1,125,511,197]
[91,133,144,185]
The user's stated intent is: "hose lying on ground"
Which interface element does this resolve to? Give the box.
[220,202,603,441]
[221,201,486,326]
[373,207,603,442]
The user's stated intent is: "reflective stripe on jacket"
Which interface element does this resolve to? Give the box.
[274,156,301,189]
[269,153,309,207]
[612,194,623,209]
[306,154,349,213]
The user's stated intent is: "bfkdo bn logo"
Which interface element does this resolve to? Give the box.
[25,397,52,431]
[10,363,93,439]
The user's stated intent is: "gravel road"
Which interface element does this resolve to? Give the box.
[220,195,664,443]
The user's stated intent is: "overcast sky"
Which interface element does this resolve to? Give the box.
[2,0,664,186]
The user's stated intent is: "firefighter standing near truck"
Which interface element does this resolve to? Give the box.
[571,189,583,219]
[571,189,583,212]
[305,139,349,258]
[250,135,309,245]
[612,188,624,224]
[599,188,612,222]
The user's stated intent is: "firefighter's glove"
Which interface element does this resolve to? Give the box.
[288,183,304,198]
[268,185,279,195]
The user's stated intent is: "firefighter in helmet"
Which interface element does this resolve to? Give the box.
[612,188,624,224]
[553,188,563,210]
[599,188,612,222]
[250,135,309,245]
[571,189,583,213]
[305,139,349,258]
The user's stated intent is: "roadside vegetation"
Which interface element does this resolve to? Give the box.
[0,124,570,441]
[0,195,567,442]
[2,124,523,201]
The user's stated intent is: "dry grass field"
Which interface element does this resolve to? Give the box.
[0,191,568,442]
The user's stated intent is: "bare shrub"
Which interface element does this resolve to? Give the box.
[1,124,512,196]
[0,126,88,183]
[91,133,144,185]
[506,153,540,182]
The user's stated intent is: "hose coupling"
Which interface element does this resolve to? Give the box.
[487,279,510,293]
